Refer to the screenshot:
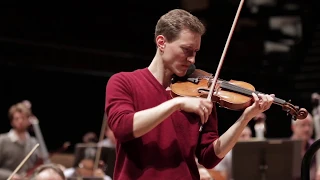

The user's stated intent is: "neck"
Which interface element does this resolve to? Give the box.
[148,49,173,88]
[14,129,27,141]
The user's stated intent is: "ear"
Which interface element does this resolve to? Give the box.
[155,35,166,51]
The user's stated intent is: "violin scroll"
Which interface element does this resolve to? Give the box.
[282,100,308,120]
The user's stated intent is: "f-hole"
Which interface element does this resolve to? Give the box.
[198,88,209,94]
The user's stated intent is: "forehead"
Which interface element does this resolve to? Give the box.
[13,111,25,117]
[242,128,251,134]
[173,29,201,49]
[295,117,313,126]
[37,169,62,180]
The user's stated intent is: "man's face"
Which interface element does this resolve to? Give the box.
[158,29,201,77]
[11,111,30,132]
[292,115,313,141]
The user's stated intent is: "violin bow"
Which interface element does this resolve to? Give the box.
[207,0,245,100]
[7,144,40,180]
[200,0,245,131]
[93,113,108,170]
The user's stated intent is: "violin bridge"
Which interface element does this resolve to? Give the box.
[187,78,199,84]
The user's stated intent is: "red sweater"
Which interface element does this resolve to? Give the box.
[105,68,222,180]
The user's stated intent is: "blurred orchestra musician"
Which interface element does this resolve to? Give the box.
[253,112,266,139]
[312,93,320,173]
[30,163,66,180]
[0,102,41,180]
[212,126,252,180]
[291,113,320,180]
[83,132,98,144]
[63,131,112,180]
[98,123,116,149]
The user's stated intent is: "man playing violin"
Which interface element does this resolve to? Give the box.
[105,9,274,180]
[0,102,41,180]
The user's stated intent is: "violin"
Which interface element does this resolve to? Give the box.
[170,68,308,120]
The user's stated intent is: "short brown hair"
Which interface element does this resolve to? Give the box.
[8,102,31,121]
[155,9,206,43]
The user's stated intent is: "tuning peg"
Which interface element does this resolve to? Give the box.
[286,109,290,116]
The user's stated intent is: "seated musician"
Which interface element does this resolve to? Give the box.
[63,132,112,180]
[30,163,66,180]
[97,124,116,149]
[0,102,41,180]
[291,113,320,180]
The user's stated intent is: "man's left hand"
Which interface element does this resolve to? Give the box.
[243,93,274,120]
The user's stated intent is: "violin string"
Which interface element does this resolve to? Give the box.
[196,76,286,105]
[220,81,285,104]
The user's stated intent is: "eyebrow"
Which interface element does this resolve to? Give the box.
[182,45,200,51]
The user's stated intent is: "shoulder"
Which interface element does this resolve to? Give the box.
[106,68,147,90]
[0,133,9,141]
[109,68,145,82]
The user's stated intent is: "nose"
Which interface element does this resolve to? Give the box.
[187,56,195,64]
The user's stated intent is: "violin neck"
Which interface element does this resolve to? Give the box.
[220,81,286,105]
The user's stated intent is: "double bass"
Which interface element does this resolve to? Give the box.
[170,0,308,122]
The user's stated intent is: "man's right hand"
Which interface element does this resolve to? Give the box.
[178,97,213,124]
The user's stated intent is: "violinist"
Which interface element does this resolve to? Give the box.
[0,102,41,180]
[105,8,274,180]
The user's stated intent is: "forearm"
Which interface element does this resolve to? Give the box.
[213,113,251,158]
[133,98,181,138]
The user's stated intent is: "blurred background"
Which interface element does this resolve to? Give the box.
[0,0,319,177]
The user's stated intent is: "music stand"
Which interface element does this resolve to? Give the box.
[73,143,116,178]
[232,139,302,180]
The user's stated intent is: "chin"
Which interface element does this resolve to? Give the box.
[174,72,187,77]
[174,69,188,77]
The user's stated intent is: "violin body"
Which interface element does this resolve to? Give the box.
[171,77,255,111]
[170,69,308,120]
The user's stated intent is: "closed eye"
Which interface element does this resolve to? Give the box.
[181,47,197,56]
